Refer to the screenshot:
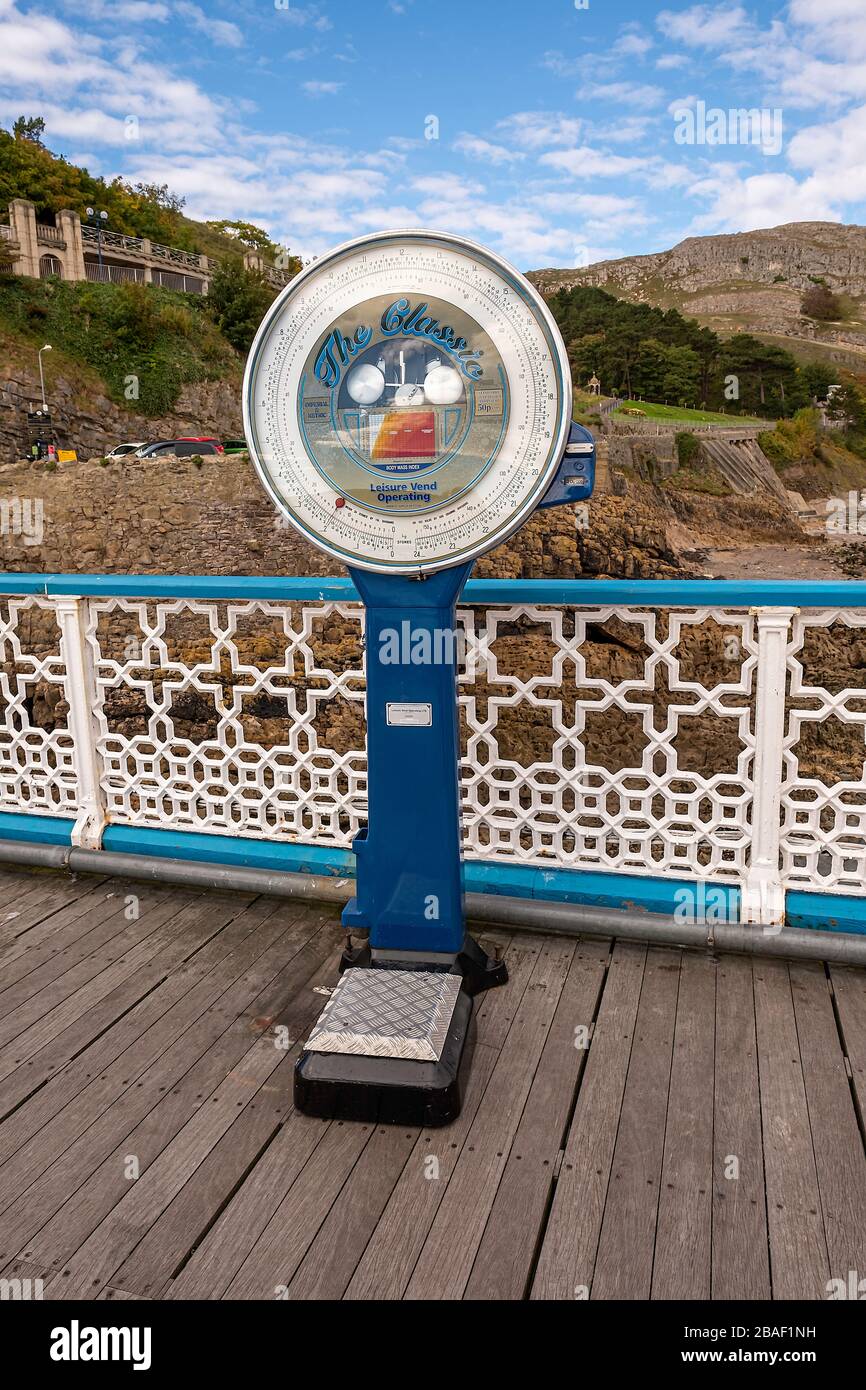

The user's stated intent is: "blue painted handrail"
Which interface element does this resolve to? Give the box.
[2,572,866,607]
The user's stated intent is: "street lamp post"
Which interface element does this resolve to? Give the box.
[38,343,52,412]
[85,207,109,277]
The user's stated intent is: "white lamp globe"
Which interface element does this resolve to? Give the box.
[346,363,385,404]
[424,364,463,405]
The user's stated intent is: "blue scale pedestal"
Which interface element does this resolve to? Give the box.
[294,562,506,1126]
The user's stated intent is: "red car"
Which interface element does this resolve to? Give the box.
[178,436,225,453]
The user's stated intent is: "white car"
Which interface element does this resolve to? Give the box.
[105,442,147,460]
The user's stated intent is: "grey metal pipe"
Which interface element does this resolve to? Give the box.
[464,891,866,964]
[0,840,69,870]
[68,846,356,905]
[0,837,864,966]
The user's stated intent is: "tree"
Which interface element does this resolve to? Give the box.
[206,256,276,353]
[131,182,186,215]
[0,125,200,250]
[801,283,843,321]
[13,115,45,145]
[802,361,838,402]
[826,384,866,432]
[206,219,278,258]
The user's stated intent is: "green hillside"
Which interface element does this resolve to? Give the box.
[548,285,838,419]
[0,275,240,415]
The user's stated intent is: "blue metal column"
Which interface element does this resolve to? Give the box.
[342,563,472,955]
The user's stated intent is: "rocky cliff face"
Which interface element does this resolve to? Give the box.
[0,449,686,581]
[530,222,866,365]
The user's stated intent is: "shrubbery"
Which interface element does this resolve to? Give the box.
[549,285,826,419]
[206,257,277,353]
[675,431,700,467]
[0,276,238,414]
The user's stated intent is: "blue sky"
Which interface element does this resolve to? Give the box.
[0,0,864,269]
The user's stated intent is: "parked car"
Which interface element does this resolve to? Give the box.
[135,440,223,459]
[222,438,249,454]
[105,442,147,460]
[178,435,225,453]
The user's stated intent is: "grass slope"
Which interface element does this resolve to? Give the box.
[613,400,770,426]
[0,276,240,415]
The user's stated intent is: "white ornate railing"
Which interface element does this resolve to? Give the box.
[1,575,865,927]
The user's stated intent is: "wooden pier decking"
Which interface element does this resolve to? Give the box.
[0,866,864,1302]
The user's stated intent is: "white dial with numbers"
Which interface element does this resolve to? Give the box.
[243,229,571,574]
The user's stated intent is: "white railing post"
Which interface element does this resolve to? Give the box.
[741,606,796,928]
[55,596,107,849]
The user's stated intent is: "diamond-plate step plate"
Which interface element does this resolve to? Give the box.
[305,968,462,1061]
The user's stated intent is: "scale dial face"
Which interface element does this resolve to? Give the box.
[244,229,572,574]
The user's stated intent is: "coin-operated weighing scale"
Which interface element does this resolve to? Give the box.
[243,229,595,1126]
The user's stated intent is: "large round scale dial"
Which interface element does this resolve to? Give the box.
[243,229,572,574]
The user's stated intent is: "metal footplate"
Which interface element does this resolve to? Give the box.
[294,967,472,1126]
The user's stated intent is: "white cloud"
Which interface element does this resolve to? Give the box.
[613,33,653,58]
[274,3,331,31]
[541,146,648,178]
[788,0,866,61]
[657,5,751,49]
[496,112,583,149]
[577,81,665,109]
[688,171,842,232]
[176,2,243,49]
[453,133,523,165]
[302,80,343,97]
[787,104,866,203]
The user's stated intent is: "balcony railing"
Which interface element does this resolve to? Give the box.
[36,224,65,246]
[80,224,204,272]
[81,225,144,255]
[1,574,864,931]
[84,261,146,284]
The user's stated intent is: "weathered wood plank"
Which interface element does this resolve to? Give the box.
[754,959,829,1300]
[0,875,111,962]
[530,942,647,1300]
[287,1123,418,1300]
[0,882,194,1001]
[44,1031,292,1298]
[285,930,525,1302]
[207,936,521,1301]
[464,939,610,1300]
[0,891,261,1133]
[223,1118,375,1299]
[0,900,317,1242]
[0,892,242,1082]
[345,940,539,1301]
[165,1109,329,1300]
[791,963,866,1286]
[405,938,577,1300]
[590,948,681,1300]
[711,954,770,1301]
[13,913,338,1274]
[652,952,715,1300]
[0,886,189,1044]
[830,964,866,1138]
[111,937,347,1297]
